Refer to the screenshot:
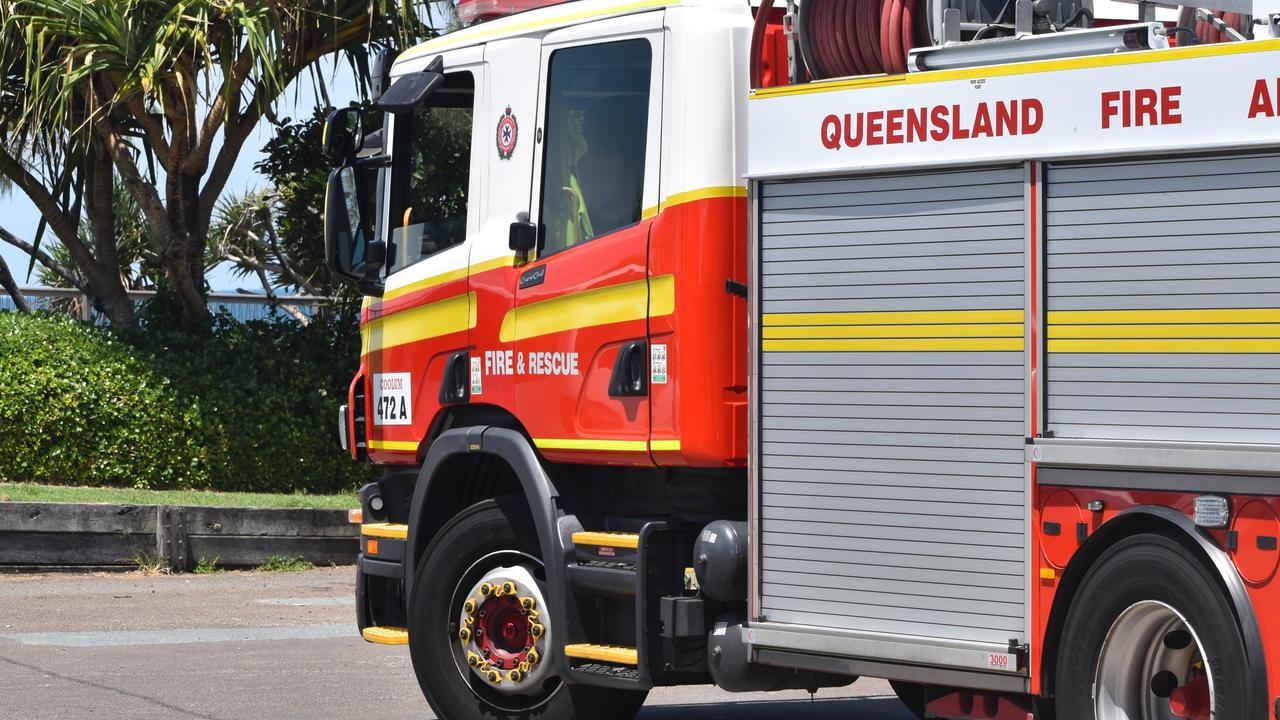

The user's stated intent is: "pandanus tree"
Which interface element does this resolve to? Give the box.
[0,1,426,327]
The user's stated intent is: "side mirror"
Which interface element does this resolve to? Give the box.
[325,166,384,286]
[509,213,538,253]
[322,107,364,164]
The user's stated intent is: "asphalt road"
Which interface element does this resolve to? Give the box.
[0,567,915,720]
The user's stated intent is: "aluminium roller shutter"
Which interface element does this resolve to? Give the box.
[757,165,1027,646]
[1046,152,1280,445]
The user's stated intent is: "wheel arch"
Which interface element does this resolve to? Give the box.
[404,426,581,666]
[1039,504,1267,716]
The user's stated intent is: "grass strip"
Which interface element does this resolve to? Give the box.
[0,482,357,510]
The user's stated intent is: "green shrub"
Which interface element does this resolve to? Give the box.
[256,554,314,572]
[0,309,370,493]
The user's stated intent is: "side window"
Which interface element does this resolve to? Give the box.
[387,71,475,273]
[539,40,652,257]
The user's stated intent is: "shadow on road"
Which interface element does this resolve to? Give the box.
[640,696,914,720]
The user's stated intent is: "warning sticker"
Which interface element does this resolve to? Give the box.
[470,357,483,396]
[651,344,668,385]
[372,372,412,426]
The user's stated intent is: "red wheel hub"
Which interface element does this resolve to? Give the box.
[475,595,532,670]
[1168,670,1210,720]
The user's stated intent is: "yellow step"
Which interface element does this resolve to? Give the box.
[361,523,408,539]
[571,531,639,550]
[564,643,639,665]
[361,626,409,645]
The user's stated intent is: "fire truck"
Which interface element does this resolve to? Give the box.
[321,0,1280,715]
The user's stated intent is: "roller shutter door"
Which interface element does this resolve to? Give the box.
[1046,153,1280,444]
[757,166,1027,646]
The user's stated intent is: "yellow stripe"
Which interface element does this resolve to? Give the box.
[649,439,681,452]
[380,256,516,302]
[752,38,1280,99]
[361,523,409,539]
[1049,339,1280,353]
[367,439,420,452]
[362,626,409,645]
[763,310,1024,326]
[764,323,1023,339]
[572,532,641,549]
[564,643,639,665]
[362,292,475,353]
[764,337,1024,352]
[1048,308,1280,325]
[534,438,649,452]
[1047,308,1280,351]
[1049,323,1280,339]
[400,0,674,59]
[641,185,747,220]
[500,275,674,343]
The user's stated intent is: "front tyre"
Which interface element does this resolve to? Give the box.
[408,497,648,720]
[1055,533,1251,720]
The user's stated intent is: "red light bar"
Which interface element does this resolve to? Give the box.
[457,0,571,24]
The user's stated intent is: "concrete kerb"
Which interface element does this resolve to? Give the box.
[0,501,357,572]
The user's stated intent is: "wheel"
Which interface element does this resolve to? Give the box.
[1055,533,1252,720]
[889,680,928,719]
[408,497,648,720]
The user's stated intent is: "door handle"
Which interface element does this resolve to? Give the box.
[439,351,470,404]
[609,341,648,398]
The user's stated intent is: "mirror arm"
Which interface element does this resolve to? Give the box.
[358,155,392,169]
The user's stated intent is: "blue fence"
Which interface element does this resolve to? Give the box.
[0,288,326,324]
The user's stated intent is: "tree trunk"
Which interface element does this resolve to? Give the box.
[161,172,209,328]
[0,255,30,313]
[90,277,136,326]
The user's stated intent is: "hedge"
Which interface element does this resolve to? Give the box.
[0,309,371,493]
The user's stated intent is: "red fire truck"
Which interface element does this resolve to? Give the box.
[322,0,1280,716]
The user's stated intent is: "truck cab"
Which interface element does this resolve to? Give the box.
[336,0,751,473]
[325,3,760,718]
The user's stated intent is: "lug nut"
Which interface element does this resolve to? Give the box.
[480,583,494,597]
[467,652,482,668]
[528,648,541,664]
[458,627,472,643]
[485,668,502,683]
[508,669,524,682]
[530,623,545,639]
[502,581,517,595]
[520,596,536,610]
[463,599,477,614]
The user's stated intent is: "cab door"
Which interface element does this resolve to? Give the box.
[513,15,665,465]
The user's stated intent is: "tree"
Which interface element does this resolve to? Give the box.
[0,0,426,327]
[0,175,24,311]
[250,104,384,298]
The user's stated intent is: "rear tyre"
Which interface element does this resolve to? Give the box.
[889,680,928,719]
[408,497,648,720]
[1055,533,1250,720]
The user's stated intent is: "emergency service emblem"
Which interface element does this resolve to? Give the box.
[496,107,518,159]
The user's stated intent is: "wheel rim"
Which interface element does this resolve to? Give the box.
[1094,600,1214,720]
[447,550,561,712]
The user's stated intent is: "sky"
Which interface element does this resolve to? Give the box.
[0,63,362,293]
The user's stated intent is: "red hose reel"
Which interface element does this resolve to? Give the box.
[804,0,931,77]
[750,0,930,86]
